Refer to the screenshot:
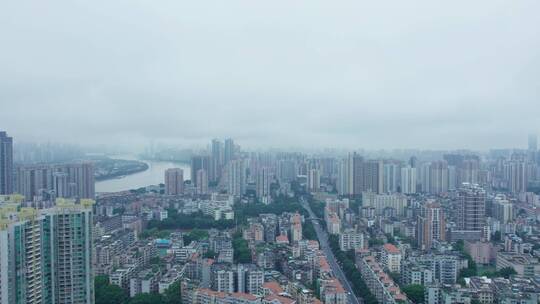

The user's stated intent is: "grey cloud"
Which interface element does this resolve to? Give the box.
[1,0,539,151]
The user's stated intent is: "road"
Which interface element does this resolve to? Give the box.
[301,198,362,304]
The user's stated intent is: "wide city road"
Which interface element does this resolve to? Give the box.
[301,198,362,304]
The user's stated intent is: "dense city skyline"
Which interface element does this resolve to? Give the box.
[2,1,540,303]
[2,0,540,149]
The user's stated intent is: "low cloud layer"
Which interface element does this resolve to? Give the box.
[1,0,539,150]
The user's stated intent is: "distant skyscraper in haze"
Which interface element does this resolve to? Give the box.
[400,166,417,194]
[338,154,383,195]
[53,171,70,198]
[16,162,95,200]
[383,162,399,193]
[165,168,184,195]
[256,167,271,199]
[409,156,418,168]
[210,139,223,183]
[307,169,320,192]
[190,155,210,187]
[363,160,384,194]
[529,133,538,151]
[277,160,296,184]
[458,159,480,185]
[0,131,13,195]
[196,169,209,195]
[352,153,364,196]
[227,159,245,197]
[224,138,235,165]
[456,183,486,239]
[504,160,528,193]
[337,154,354,196]
[429,161,448,195]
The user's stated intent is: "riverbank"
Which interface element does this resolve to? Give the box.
[94,158,149,181]
[95,157,190,193]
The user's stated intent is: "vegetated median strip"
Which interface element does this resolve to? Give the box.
[328,235,379,304]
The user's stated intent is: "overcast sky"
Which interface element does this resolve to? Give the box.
[1,0,539,151]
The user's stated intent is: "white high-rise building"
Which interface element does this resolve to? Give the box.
[493,195,513,224]
[504,160,527,194]
[339,231,364,251]
[227,160,246,198]
[429,161,448,195]
[337,157,353,196]
[362,191,408,216]
[307,169,320,192]
[400,166,417,194]
[383,162,400,193]
[236,264,264,295]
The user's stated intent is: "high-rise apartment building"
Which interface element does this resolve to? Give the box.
[0,199,94,304]
[190,156,210,187]
[417,202,446,250]
[383,162,400,193]
[504,160,528,194]
[224,139,235,165]
[53,172,70,198]
[429,161,448,195]
[236,264,264,295]
[256,167,271,199]
[458,159,480,186]
[529,134,538,151]
[196,169,209,195]
[210,265,235,293]
[457,183,486,236]
[337,155,353,196]
[418,162,431,193]
[363,160,384,194]
[277,160,296,184]
[400,166,417,194]
[165,168,184,195]
[492,195,513,224]
[227,160,245,198]
[0,131,13,195]
[352,154,364,196]
[307,169,320,193]
[340,154,383,196]
[362,192,408,216]
[290,213,303,243]
[210,139,223,183]
[16,163,95,200]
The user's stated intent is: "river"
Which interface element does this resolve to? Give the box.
[95,155,191,193]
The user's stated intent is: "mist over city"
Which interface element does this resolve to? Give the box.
[1,1,540,304]
[2,0,540,150]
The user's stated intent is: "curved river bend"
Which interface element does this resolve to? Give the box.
[95,156,191,193]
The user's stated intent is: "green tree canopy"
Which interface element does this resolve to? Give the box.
[95,275,128,304]
[402,284,425,304]
[128,293,164,304]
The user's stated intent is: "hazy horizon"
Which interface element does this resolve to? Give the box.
[2,0,539,150]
